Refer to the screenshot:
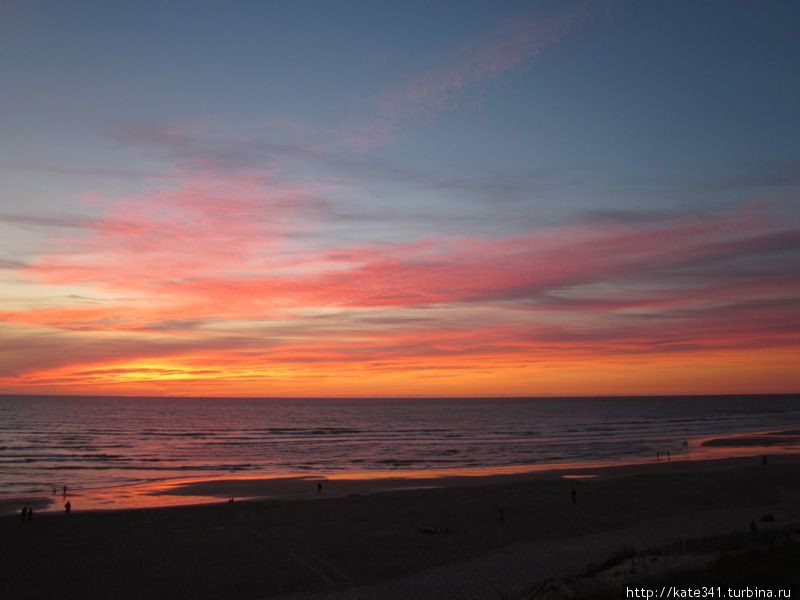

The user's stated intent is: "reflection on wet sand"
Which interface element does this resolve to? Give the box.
[700,429,800,447]
[3,429,800,515]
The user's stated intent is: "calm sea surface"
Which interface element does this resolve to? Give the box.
[1,395,798,497]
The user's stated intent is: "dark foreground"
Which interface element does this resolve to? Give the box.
[2,456,800,600]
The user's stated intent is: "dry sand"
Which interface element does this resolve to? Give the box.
[2,453,800,599]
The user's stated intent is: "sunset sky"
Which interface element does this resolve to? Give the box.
[1,1,799,396]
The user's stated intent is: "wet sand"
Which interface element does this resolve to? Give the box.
[2,453,800,599]
[8,427,800,515]
[701,430,800,447]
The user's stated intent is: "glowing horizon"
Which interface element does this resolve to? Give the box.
[1,1,799,396]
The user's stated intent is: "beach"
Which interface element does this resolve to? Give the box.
[3,452,800,599]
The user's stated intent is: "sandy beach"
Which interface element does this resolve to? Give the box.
[2,451,800,599]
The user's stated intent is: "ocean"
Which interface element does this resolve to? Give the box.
[1,394,798,498]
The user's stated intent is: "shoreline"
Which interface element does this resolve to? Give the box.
[0,429,800,516]
[3,428,800,515]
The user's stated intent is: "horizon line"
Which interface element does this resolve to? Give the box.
[1,392,797,401]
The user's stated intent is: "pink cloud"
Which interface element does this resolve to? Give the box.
[25,168,324,289]
[384,11,584,118]
[16,197,798,325]
[348,9,587,145]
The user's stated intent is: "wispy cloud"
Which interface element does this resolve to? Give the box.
[109,121,550,207]
[710,160,800,191]
[0,258,27,270]
[383,11,585,119]
[5,181,798,361]
[352,8,588,144]
[0,162,157,180]
[0,212,96,229]
[22,168,327,290]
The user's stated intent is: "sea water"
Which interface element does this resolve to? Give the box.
[1,394,798,497]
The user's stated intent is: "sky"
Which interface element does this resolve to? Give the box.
[1,0,799,397]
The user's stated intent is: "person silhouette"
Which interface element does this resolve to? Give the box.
[27,507,33,521]
[317,482,322,494]
[21,505,28,522]
[571,488,577,504]
[65,500,71,513]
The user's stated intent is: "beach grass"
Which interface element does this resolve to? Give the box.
[572,537,800,600]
